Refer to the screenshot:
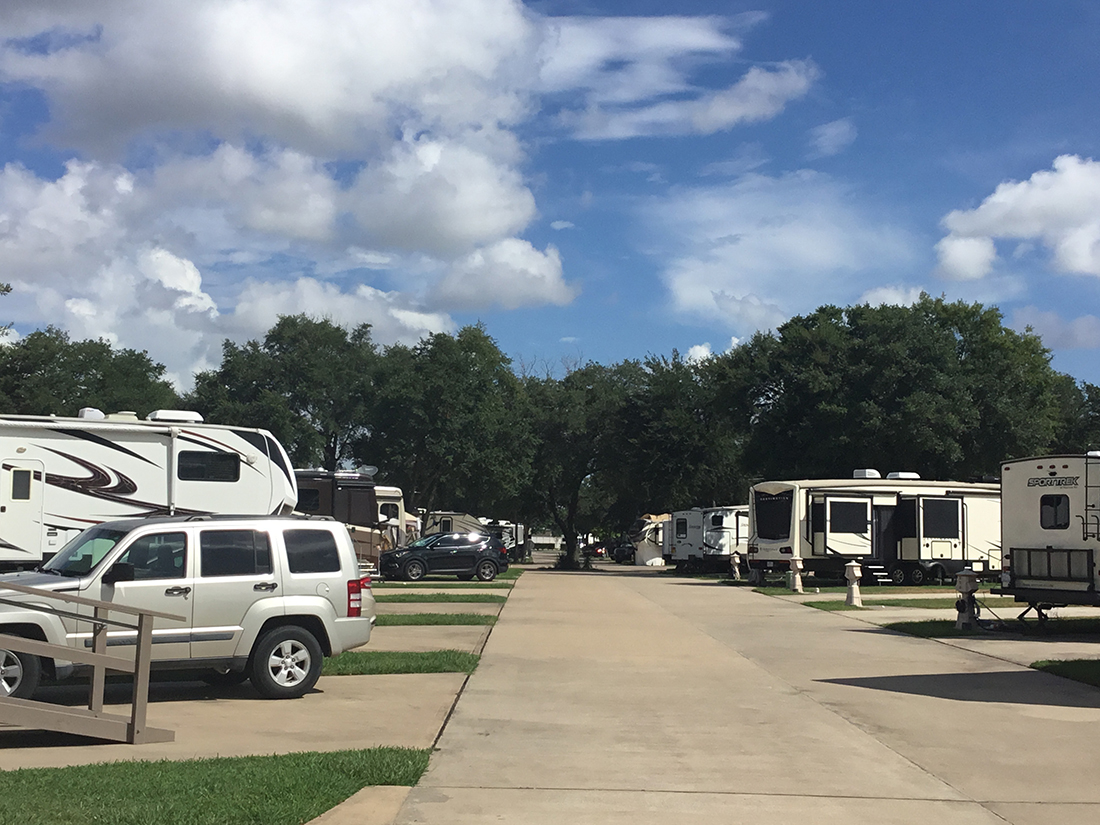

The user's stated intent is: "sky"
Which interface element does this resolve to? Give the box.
[1,1,1100,389]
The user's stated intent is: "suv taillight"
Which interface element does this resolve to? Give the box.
[347,576,370,617]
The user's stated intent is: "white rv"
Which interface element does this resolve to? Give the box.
[997,453,1100,612]
[0,409,296,570]
[747,471,1000,585]
[666,506,749,573]
[627,514,669,567]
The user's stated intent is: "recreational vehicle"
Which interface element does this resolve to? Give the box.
[627,513,670,567]
[747,471,1000,585]
[0,408,296,570]
[996,454,1100,612]
[665,506,749,573]
[423,511,484,537]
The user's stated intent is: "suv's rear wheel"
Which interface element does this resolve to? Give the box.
[0,645,41,699]
[250,627,323,699]
[475,560,498,582]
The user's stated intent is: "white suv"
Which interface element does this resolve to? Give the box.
[0,514,375,699]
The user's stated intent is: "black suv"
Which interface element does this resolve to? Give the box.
[380,533,509,582]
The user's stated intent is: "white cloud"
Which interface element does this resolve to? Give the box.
[859,285,923,306]
[1011,306,1100,350]
[648,170,914,334]
[686,343,712,363]
[808,118,856,158]
[434,239,576,310]
[937,155,1100,279]
[550,220,574,230]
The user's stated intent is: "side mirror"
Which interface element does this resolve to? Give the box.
[102,561,135,585]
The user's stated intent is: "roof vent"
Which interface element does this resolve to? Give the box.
[1088,451,1100,458]
[106,411,140,420]
[77,407,106,420]
[146,410,204,424]
[886,472,921,480]
[853,469,881,479]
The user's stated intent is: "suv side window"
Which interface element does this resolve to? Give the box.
[200,529,272,577]
[285,529,341,574]
[116,532,187,580]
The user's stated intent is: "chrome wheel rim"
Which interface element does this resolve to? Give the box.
[267,640,311,687]
[0,650,23,696]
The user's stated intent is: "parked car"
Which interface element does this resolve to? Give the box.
[0,514,375,700]
[380,533,509,582]
[609,539,636,564]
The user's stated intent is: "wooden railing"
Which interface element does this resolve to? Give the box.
[0,581,183,745]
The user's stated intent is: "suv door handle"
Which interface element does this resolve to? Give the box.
[254,582,278,592]
[164,586,192,596]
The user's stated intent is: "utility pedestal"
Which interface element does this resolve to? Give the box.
[730,552,742,581]
[955,568,981,631]
[845,561,863,607]
[789,557,804,593]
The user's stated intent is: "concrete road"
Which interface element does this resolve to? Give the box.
[396,570,1100,825]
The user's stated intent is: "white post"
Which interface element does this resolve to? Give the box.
[789,557,804,593]
[730,552,742,581]
[955,568,980,630]
[845,561,863,607]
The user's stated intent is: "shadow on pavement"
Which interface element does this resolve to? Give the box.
[818,669,1100,708]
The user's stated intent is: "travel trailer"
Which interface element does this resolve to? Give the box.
[747,471,1001,585]
[666,506,749,573]
[996,453,1100,612]
[423,511,484,537]
[0,408,296,570]
[627,513,670,567]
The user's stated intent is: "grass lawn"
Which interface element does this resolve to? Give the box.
[323,649,479,676]
[885,617,1100,638]
[375,613,497,626]
[497,568,524,580]
[374,593,507,604]
[1031,659,1100,689]
[807,597,1018,611]
[0,747,430,825]
[373,581,512,590]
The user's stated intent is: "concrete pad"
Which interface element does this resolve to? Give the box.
[0,672,465,769]
[357,625,491,654]
[308,786,412,825]
[375,603,501,616]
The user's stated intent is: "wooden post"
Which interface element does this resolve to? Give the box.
[128,613,154,743]
[89,606,108,714]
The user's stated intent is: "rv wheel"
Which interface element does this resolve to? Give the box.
[908,566,927,587]
[888,566,906,586]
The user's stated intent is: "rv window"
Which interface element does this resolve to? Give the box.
[896,499,918,538]
[675,518,688,539]
[284,529,341,573]
[117,533,187,580]
[754,490,793,540]
[380,503,400,521]
[440,517,453,532]
[10,469,31,500]
[830,501,868,534]
[1040,495,1070,530]
[710,514,724,528]
[297,489,321,512]
[178,451,241,482]
[922,499,959,539]
[200,530,272,577]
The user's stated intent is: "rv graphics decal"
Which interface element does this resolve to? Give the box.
[1027,477,1080,488]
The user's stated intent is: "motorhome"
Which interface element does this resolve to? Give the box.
[996,453,1100,612]
[0,408,296,570]
[747,471,1000,585]
[627,513,670,566]
[666,506,749,573]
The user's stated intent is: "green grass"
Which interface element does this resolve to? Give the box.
[375,613,497,626]
[497,568,524,580]
[886,616,1100,638]
[372,581,512,589]
[323,649,479,675]
[374,593,507,603]
[0,747,431,825]
[1031,659,1100,689]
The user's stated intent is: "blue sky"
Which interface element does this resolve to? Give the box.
[2,1,1100,388]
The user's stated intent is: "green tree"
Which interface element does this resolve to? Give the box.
[0,327,179,416]
[186,315,377,469]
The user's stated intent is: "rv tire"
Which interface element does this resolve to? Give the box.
[888,566,906,586]
[0,645,42,700]
[908,566,927,587]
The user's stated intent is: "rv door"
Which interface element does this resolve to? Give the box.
[824,497,872,558]
[1,459,46,564]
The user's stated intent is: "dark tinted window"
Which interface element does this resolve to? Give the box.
[440,518,453,532]
[830,501,868,534]
[896,499,918,538]
[675,518,688,539]
[200,530,272,577]
[10,469,31,500]
[380,503,399,520]
[754,490,793,540]
[810,502,825,534]
[285,529,341,573]
[1040,495,1070,530]
[922,499,959,539]
[710,514,724,527]
[178,451,240,482]
[298,489,321,511]
[117,532,187,580]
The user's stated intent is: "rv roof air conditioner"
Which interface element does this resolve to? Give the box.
[886,472,921,480]
[78,407,106,420]
[107,411,140,421]
[852,469,881,479]
[146,410,205,424]
[1088,451,1100,458]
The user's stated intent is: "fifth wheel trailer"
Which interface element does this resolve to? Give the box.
[0,408,296,570]
[665,506,749,573]
[747,471,1000,585]
[996,453,1100,612]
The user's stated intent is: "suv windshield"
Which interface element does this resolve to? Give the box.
[41,527,130,577]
